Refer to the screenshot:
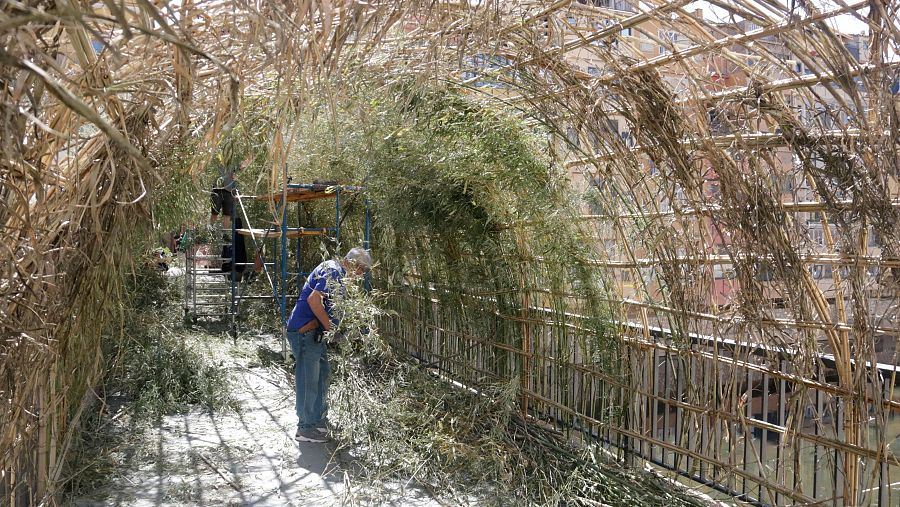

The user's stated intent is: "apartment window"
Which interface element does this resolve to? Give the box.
[713,264,735,280]
[579,0,613,7]
[868,229,881,247]
[820,264,834,279]
[591,20,610,46]
[755,262,777,282]
[621,27,633,37]
[810,227,825,246]
[658,30,679,55]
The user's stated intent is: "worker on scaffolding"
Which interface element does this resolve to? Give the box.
[287,247,373,443]
[209,154,250,230]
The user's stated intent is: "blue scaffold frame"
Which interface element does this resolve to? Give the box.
[230,182,370,355]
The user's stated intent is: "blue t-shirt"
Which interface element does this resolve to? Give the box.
[287,259,345,331]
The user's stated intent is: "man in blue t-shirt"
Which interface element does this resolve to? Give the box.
[287,247,372,443]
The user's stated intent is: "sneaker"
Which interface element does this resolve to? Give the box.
[295,428,328,443]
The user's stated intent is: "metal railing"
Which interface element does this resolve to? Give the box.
[382,287,900,506]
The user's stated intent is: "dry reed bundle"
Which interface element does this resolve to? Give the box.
[1,0,410,502]
[283,2,900,503]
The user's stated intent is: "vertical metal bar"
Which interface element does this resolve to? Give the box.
[623,346,635,467]
[715,378,723,485]
[814,364,823,499]
[184,239,190,314]
[777,359,787,506]
[700,355,708,481]
[663,352,670,466]
[644,347,658,459]
[230,202,237,341]
[835,395,845,507]
[296,201,302,293]
[520,267,531,419]
[191,238,197,313]
[879,377,889,507]
[280,211,288,359]
[760,372,769,501]
[676,356,685,471]
[728,358,739,494]
[364,197,371,292]
[744,367,752,495]
[684,353,693,475]
[280,202,287,320]
[650,347,660,463]
[280,164,289,359]
[335,186,341,247]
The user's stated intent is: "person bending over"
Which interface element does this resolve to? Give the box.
[286,247,373,443]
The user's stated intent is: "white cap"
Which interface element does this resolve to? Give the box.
[344,247,373,271]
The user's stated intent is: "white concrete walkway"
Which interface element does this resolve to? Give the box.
[74,334,437,507]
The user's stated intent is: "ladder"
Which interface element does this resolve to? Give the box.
[183,228,239,336]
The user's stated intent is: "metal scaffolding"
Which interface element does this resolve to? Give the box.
[183,183,370,350]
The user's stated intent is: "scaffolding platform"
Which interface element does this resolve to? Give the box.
[183,181,370,353]
[235,227,328,239]
[254,184,363,203]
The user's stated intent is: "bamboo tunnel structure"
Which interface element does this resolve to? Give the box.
[2,0,900,505]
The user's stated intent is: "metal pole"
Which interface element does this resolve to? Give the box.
[364,197,371,291]
[296,201,303,292]
[281,164,289,359]
[191,233,197,314]
[184,233,190,317]
[335,186,341,249]
[230,191,237,342]
[281,199,288,325]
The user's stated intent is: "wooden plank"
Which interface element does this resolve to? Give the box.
[235,228,325,239]
[254,185,359,202]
